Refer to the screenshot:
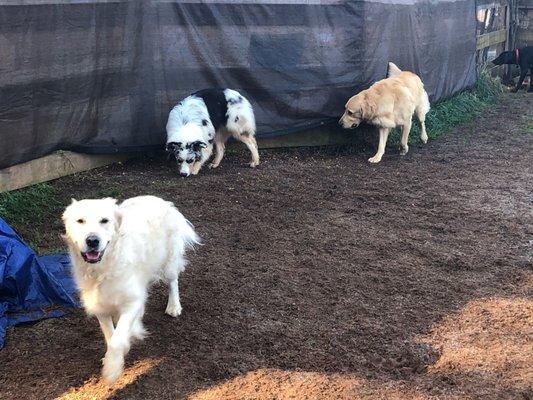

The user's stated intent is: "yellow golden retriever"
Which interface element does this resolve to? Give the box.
[339,62,430,163]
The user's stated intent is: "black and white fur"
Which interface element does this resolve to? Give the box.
[166,88,260,177]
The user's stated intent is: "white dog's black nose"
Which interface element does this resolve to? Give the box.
[86,235,100,249]
[179,172,188,177]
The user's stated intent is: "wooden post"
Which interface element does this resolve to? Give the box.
[505,3,512,81]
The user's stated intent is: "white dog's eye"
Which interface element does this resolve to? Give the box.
[347,110,354,116]
[100,218,109,224]
[77,218,85,224]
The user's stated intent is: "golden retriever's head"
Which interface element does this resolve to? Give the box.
[339,92,374,129]
[62,198,121,264]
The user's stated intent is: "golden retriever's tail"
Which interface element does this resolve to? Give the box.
[387,62,402,78]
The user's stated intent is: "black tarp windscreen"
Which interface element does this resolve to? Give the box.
[0,0,476,169]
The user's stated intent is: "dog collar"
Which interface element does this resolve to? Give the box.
[515,48,520,65]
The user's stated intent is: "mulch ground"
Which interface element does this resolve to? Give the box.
[0,93,531,400]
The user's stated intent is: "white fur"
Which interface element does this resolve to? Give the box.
[167,96,215,144]
[223,88,256,135]
[166,89,259,177]
[63,195,199,384]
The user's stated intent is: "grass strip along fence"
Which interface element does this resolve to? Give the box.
[0,183,62,228]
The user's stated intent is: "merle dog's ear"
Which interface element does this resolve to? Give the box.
[166,142,178,152]
[192,141,208,151]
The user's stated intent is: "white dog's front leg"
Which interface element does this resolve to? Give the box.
[165,279,182,317]
[369,128,390,163]
[102,303,143,384]
[96,314,114,345]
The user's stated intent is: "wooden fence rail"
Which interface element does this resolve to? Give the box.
[477,28,508,50]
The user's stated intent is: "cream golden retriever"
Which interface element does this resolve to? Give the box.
[63,196,199,384]
[339,62,430,163]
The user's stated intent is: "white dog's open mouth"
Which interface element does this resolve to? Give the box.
[81,250,104,263]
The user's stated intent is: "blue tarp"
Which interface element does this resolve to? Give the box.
[0,217,79,348]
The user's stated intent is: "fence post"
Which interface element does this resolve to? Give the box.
[505,2,512,80]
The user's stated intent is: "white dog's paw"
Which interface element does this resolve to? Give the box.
[368,155,383,163]
[249,160,259,168]
[420,134,428,144]
[165,302,182,318]
[208,163,219,169]
[399,145,409,156]
[102,349,125,385]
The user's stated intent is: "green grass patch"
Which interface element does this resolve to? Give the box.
[0,183,62,227]
[522,115,533,135]
[0,183,67,253]
[390,70,504,145]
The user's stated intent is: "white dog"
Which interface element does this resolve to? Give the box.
[166,88,260,177]
[62,195,199,384]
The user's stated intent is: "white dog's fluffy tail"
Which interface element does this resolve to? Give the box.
[387,62,402,78]
[180,216,201,250]
[171,206,201,251]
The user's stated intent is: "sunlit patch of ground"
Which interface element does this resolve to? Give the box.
[420,297,533,397]
[190,297,533,400]
[56,358,162,400]
[187,368,429,400]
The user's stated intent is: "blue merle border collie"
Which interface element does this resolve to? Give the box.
[166,88,260,177]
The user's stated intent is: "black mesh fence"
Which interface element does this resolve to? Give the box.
[0,0,476,169]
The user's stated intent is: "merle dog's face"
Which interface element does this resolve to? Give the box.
[166,140,207,177]
[492,51,514,66]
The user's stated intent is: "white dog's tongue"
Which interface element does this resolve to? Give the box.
[85,251,100,261]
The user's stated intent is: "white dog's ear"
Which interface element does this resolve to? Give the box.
[62,207,72,223]
[115,209,123,228]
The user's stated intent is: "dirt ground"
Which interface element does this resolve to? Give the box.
[0,93,532,400]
